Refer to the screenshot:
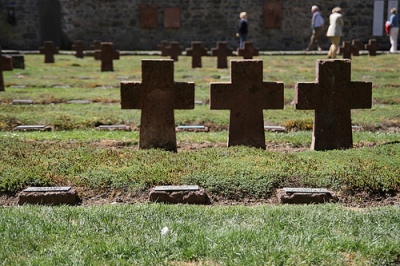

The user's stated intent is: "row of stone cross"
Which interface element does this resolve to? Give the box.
[120,59,372,152]
[339,39,379,59]
[42,40,259,70]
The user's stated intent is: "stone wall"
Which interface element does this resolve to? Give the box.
[0,0,393,51]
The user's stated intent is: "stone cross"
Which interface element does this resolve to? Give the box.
[295,59,372,150]
[39,41,59,63]
[0,46,4,91]
[211,42,233,68]
[120,60,195,151]
[237,42,259,59]
[339,41,352,59]
[157,40,169,56]
[91,40,101,60]
[72,40,85,58]
[186,41,208,68]
[365,39,378,56]
[165,42,182,61]
[351,39,362,56]
[210,60,284,148]
[100,42,120,72]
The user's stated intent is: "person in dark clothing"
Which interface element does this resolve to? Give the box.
[236,12,248,48]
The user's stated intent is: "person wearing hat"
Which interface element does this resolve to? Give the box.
[326,7,344,58]
[305,5,324,51]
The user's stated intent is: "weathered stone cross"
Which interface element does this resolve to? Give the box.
[339,41,352,59]
[351,39,362,56]
[295,59,372,150]
[210,60,284,148]
[121,60,195,152]
[211,42,233,68]
[72,40,85,58]
[39,41,59,63]
[165,42,182,61]
[365,39,378,56]
[100,42,120,72]
[237,41,259,59]
[186,41,208,68]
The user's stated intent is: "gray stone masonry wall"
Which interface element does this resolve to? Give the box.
[0,0,393,51]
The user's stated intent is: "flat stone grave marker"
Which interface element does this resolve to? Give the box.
[97,124,131,131]
[12,99,34,104]
[18,186,79,206]
[158,40,169,56]
[277,187,335,204]
[365,39,378,56]
[176,125,209,132]
[186,41,208,68]
[351,39,363,56]
[211,41,233,69]
[237,42,259,59]
[149,185,208,204]
[195,100,203,105]
[67,100,92,104]
[339,41,352,59]
[72,40,85,58]
[121,59,195,151]
[154,185,200,191]
[264,125,286,132]
[13,125,52,131]
[165,42,182,61]
[100,42,120,72]
[295,59,372,150]
[210,60,284,148]
[39,41,59,63]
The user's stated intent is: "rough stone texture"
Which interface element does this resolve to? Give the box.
[295,60,372,151]
[186,41,208,68]
[18,188,79,206]
[120,60,194,152]
[351,39,363,56]
[277,189,336,204]
[165,42,182,61]
[365,39,379,56]
[1,55,13,71]
[210,60,284,148]
[238,42,259,59]
[100,42,119,72]
[0,1,387,51]
[211,42,233,69]
[339,41,352,59]
[39,41,59,63]
[72,40,85,58]
[149,189,209,204]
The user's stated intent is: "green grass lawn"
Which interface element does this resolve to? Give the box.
[0,53,399,264]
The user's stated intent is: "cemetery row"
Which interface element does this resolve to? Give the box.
[1,41,373,152]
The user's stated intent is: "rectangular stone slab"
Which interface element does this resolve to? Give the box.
[282,188,330,194]
[12,99,34,104]
[264,125,286,132]
[13,125,51,131]
[97,125,131,131]
[154,185,200,191]
[23,186,71,192]
[67,100,92,104]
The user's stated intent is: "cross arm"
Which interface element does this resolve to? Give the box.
[294,82,319,110]
[120,81,142,109]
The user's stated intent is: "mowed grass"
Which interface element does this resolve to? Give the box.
[0,53,400,264]
[1,204,399,265]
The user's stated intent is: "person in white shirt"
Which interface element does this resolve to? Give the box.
[326,7,344,58]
